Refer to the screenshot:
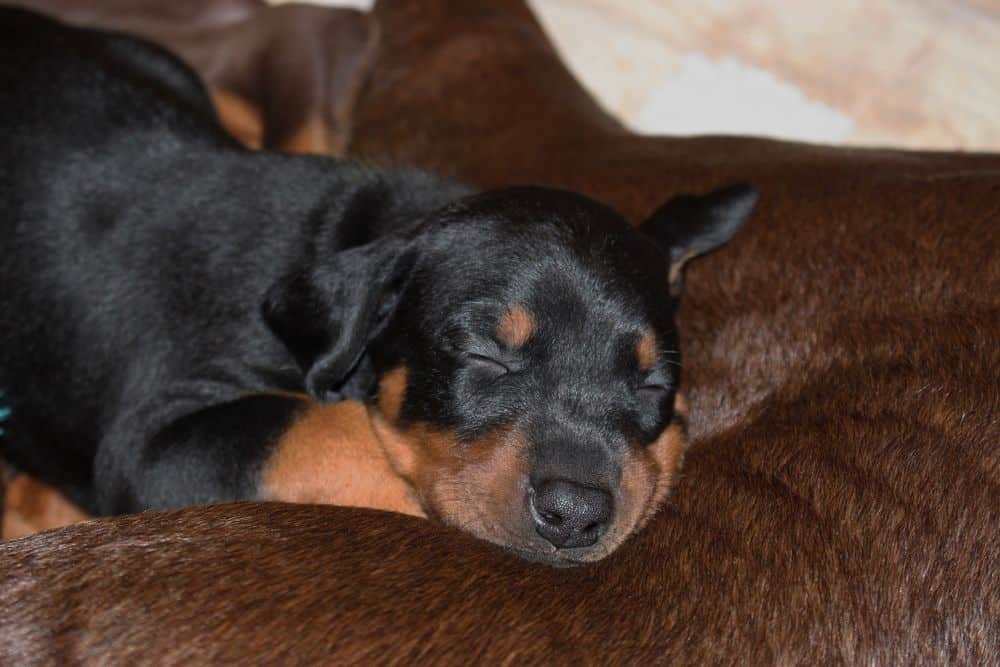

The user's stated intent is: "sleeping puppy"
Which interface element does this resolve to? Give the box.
[0,9,755,564]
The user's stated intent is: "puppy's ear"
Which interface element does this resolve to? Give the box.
[640,183,757,295]
[262,236,416,402]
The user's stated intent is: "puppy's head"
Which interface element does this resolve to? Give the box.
[265,183,756,565]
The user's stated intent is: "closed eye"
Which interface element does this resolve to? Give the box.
[638,367,675,395]
[466,352,510,376]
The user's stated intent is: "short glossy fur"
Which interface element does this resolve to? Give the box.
[0,8,752,565]
[2,1,996,663]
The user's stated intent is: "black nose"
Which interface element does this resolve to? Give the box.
[530,479,613,549]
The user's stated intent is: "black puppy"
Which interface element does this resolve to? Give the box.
[0,9,755,564]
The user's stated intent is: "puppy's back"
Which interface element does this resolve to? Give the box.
[0,7,222,151]
[0,9,247,508]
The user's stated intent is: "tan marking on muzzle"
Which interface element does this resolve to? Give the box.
[377,366,408,424]
[583,392,690,561]
[370,378,536,552]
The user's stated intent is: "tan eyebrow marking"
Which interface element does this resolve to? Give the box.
[636,329,659,371]
[497,306,535,348]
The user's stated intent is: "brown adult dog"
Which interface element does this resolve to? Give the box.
[5,0,373,154]
[1,0,999,663]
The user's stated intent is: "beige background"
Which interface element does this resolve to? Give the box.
[275,0,1000,151]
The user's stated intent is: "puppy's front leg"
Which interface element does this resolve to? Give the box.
[94,395,422,518]
[261,399,424,517]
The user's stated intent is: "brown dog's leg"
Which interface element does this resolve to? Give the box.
[2,474,90,541]
[6,2,374,156]
[149,5,377,155]
[2,0,264,35]
[209,88,265,149]
[224,6,377,155]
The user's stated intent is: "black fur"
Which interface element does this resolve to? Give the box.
[0,9,755,519]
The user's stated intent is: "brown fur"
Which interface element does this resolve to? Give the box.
[376,365,408,424]
[2,474,90,540]
[373,418,536,554]
[370,365,677,559]
[208,88,263,149]
[1,0,998,663]
[0,393,426,542]
[496,305,535,349]
[635,329,659,371]
[5,0,262,34]
[280,114,330,155]
[263,398,423,517]
[8,0,376,154]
